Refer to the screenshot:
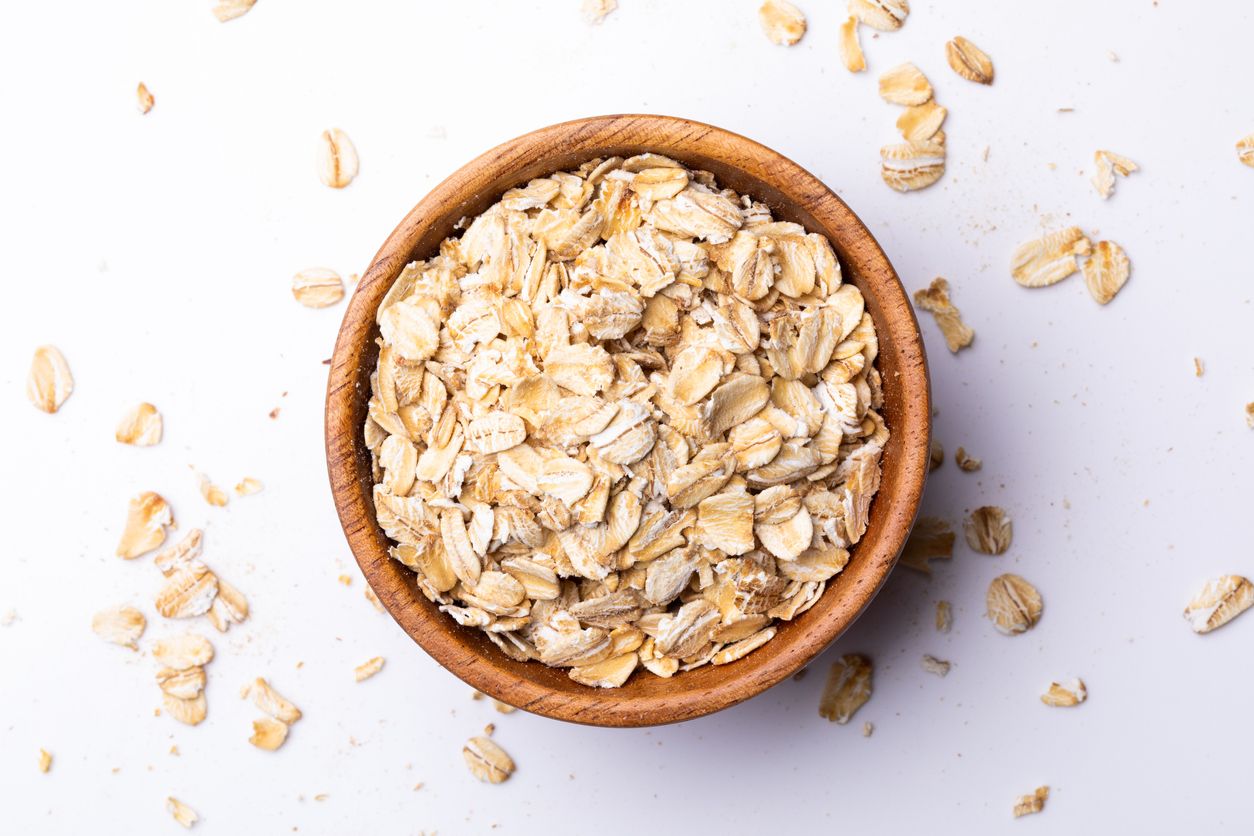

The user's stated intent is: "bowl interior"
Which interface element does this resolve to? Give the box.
[326,114,930,727]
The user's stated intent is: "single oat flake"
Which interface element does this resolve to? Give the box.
[929,438,943,470]
[26,345,74,413]
[317,128,358,189]
[199,474,229,508]
[213,0,256,22]
[819,653,872,724]
[900,516,954,574]
[1041,677,1087,707]
[964,505,1012,555]
[1184,575,1253,634]
[896,101,947,143]
[1193,358,1204,378]
[234,477,263,496]
[1013,786,1049,818]
[137,82,155,114]
[92,605,146,650]
[986,573,1043,635]
[1083,240,1130,305]
[292,268,345,308]
[581,0,616,24]
[249,716,289,751]
[1246,402,1254,429]
[463,736,515,784]
[838,17,866,73]
[1091,150,1139,199]
[1235,133,1253,167]
[913,278,973,353]
[758,0,806,46]
[38,749,52,773]
[116,403,163,446]
[167,796,199,828]
[849,0,908,31]
[1010,227,1091,288]
[354,656,385,682]
[955,446,981,472]
[248,678,302,724]
[116,491,174,559]
[879,63,932,106]
[935,600,952,632]
[881,140,946,192]
[945,36,994,84]
[921,654,950,677]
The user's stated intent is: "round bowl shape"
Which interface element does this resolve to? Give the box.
[325,114,930,727]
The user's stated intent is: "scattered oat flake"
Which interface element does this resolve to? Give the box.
[838,17,866,72]
[1013,786,1049,818]
[137,82,154,114]
[153,633,214,669]
[1193,357,1204,377]
[861,721,874,737]
[1091,149,1139,199]
[354,656,385,682]
[116,403,163,446]
[116,491,174,559]
[249,716,289,751]
[935,600,952,632]
[483,722,496,736]
[1082,240,1130,304]
[26,345,74,413]
[987,573,1043,635]
[819,653,872,724]
[896,101,947,143]
[921,654,950,677]
[1041,678,1087,707]
[1184,575,1253,633]
[1010,227,1091,288]
[849,0,908,31]
[1236,134,1254,167]
[945,36,994,84]
[38,749,52,773]
[198,474,229,507]
[879,63,932,105]
[913,278,973,353]
[463,736,515,784]
[364,587,385,612]
[881,140,946,192]
[292,267,345,308]
[955,446,981,472]
[234,477,263,496]
[167,796,199,828]
[581,0,616,24]
[248,678,302,724]
[964,505,1012,555]
[1246,402,1254,428]
[493,700,517,715]
[316,128,358,189]
[337,574,352,586]
[900,516,955,574]
[92,605,146,650]
[929,438,943,470]
[758,0,806,45]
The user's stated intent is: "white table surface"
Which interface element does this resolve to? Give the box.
[4,1,1253,833]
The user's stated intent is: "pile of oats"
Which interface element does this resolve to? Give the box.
[365,154,890,688]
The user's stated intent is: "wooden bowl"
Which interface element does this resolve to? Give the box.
[325,114,930,727]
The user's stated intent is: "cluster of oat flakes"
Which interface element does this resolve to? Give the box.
[366,153,889,689]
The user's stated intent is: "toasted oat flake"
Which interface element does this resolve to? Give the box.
[881,140,946,192]
[581,0,616,24]
[198,475,229,508]
[921,654,950,677]
[1013,786,1049,818]
[1091,149,1139,199]
[1239,134,1254,167]
[26,345,74,413]
[987,573,1043,635]
[964,506,1012,555]
[212,0,255,22]
[1184,575,1253,633]
[116,403,163,446]
[1011,227,1091,288]
[249,716,289,751]
[292,268,345,308]
[1041,677,1087,707]
[896,101,947,143]
[463,736,515,784]
[935,600,952,632]
[354,656,385,682]
[945,36,994,84]
[879,63,932,105]
[316,128,358,189]
[38,749,52,773]
[164,692,208,726]
[955,446,981,472]
[1193,358,1204,378]
[1082,240,1130,304]
[838,17,866,72]
[248,678,302,724]
[234,477,263,496]
[913,278,973,353]
[849,0,908,31]
[116,492,174,559]
[167,796,199,828]
[137,82,155,114]
[758,0,806,45]
[900,516,954,574]
[153,633,214,669]
[819,653,872,723]
[92,605,146,649]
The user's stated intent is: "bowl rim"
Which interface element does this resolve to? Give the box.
[325,113,931,727]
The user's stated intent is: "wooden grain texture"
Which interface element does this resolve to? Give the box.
[325,114,931,727]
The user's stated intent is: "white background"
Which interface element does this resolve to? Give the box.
[2,1,1252,833]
